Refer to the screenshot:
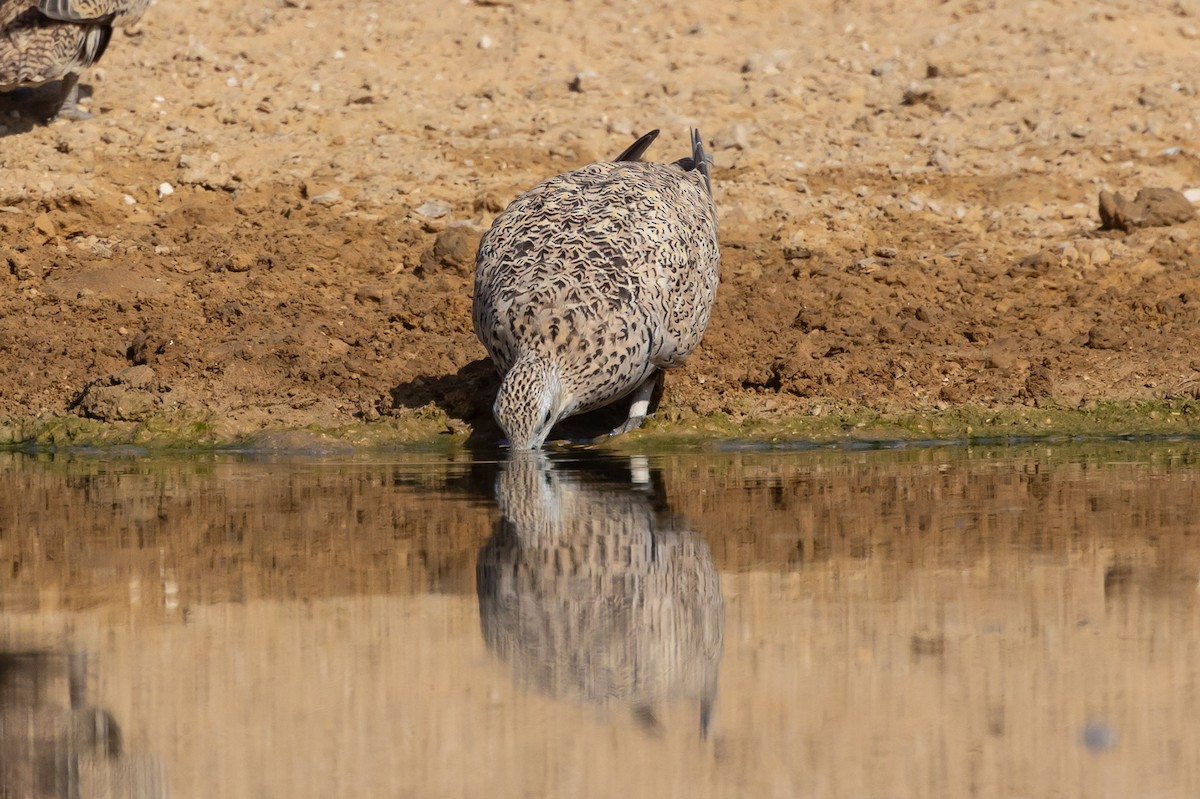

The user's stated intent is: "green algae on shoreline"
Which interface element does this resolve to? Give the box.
[1,399,1199,453]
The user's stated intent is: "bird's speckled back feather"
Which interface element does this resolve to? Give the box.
[37,0,147,25]
[473,131,720,429]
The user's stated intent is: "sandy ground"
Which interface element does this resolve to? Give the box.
[1,0,1199,445]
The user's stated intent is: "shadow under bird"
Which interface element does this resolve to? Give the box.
[476,453,724,738]
[0,0,148,120]
[473,129,720,449]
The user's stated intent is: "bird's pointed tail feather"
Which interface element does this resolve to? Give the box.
[613,129,660,162]
[691,128,713,197]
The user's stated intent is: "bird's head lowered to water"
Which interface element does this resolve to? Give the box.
[493,351,570,450]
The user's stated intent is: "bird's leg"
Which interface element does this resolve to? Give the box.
[52,73,91,120]
[608,370,662,438]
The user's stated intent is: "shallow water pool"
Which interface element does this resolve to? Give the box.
[1,441,1198,798]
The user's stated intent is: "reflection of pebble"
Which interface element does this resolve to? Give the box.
[1081,721,1117,753]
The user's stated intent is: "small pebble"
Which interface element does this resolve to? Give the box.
[157,182,174,199]
[310,188,341,205]
[1081,722,1117,753]
[33,213,55,236]
[478,34,493,49]
[713,123,749,150]
[122,194,137,205]
[567,71,598,93]
[606,119,634,137]
[414,200,451,219]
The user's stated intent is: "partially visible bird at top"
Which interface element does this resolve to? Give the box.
[0,0,149,121]
[473,129,720,450]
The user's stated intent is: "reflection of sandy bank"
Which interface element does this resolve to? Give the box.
[0,651,165,799]
[478,455,724,736]
[4,448,1200,611]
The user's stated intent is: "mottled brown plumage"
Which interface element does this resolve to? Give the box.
[473,129,720,448]
[476,454,724,737]
[0,0,148,120]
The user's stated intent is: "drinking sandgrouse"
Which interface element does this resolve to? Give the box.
[473,129,720,449]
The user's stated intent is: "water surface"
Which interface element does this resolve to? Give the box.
[1,441,1198,798]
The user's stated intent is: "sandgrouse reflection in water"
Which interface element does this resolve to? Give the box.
[476,453,724,738]
[0,650,165,799]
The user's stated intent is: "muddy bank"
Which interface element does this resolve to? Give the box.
[1,0,1199,447]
